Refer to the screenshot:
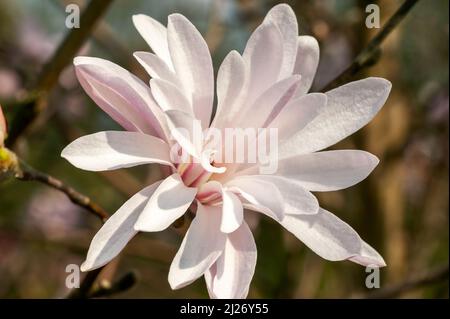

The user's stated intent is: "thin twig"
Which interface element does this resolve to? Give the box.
[6,0,114,147]
[15,161,109,223]
[320,0,420,92]
[359,263,449,299]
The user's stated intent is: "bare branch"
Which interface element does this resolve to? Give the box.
[15,161,109,223]
[320,0,420,92]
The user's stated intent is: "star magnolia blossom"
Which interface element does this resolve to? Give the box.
[62,4,391,298]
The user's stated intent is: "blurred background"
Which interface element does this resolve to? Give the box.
[0,0,448,298]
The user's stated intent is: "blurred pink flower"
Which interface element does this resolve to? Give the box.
[62,4,391,298]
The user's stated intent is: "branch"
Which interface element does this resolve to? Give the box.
[66,266,105,299]
[15,161,109,223]
[6,0,114,147]
[320,0,420,92]
[88,270,139,298]
[360,263,449,299]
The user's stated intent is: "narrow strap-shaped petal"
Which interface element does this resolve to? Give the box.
[168,203,225,289]
[226,178,284,221]
[229,175,319,215]
[205,222,257,299]
[164,109,203,159]
[263,3,299,79]
[268,93,327,143]
[280,77,392,157]
[80,181,162,271]
[150,78,193,114]
[211,50,247,130]
[132,14,174,70]
[237,75,301,129]
[240,150,379,192]
[221,190,244,233]
[293,36,320,97]
[134,174,196,232]
[167,13,214,128]
[61,131,173,171]
[280,208,386,267]
[242,21,283,107]
[74,56,168,139]
[133,52,180,86]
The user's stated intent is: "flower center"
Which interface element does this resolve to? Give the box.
[177,162,212,188]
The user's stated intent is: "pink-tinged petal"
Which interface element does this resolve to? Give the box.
[206,222,257,299]
[242,21,283,106]
[255,150,379,192]
[74,56,168,139]
[132,14,173,70]
[226,178,284,221]
[212,50,247,130]
[280,78,392,157]
[134,174,196,232]
[167,14,214,128]
[169,203,225,289]
[238,75,301,129]
[0,106,6,146]
[293,36,320,97]
[280,208,386,267]
[221,190,244,233]
[263,4,298,79]
[150,78,193,114]
[61,131,173,171]
[81,181,162,271]
[133,51,180,86]
[230,176,319,215]
[196,180,222,203]
[164,109,203,158]
[269,93,326,142]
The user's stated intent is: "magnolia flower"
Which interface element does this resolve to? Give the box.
[62,4,391,298]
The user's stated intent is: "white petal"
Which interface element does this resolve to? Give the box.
[133,52,180,86]
[167,14,214,128]
[73,56,168,139]
[280,77,392,157]
[164,109,203,158]
[221,190,244,233]
[243,21,283,106]
[264,150,379,192]
[269,93,327,142]
[237,75,301,129]
[132,14,173,69]
[206,222,257,299]
[150,78,192,114]
[233,176,319,215]
[61,131,173,171]
[226,178,284,221]
[280,208,386,266]
[168,203,225,289]
[212,50,247,130]
[81,181,162,271]
[263,3,298,79]
[293,36,320,96]
[134,174,196,232]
